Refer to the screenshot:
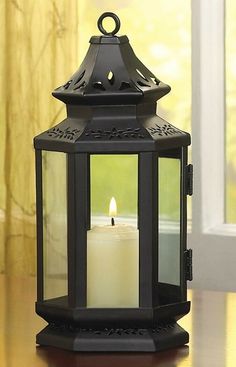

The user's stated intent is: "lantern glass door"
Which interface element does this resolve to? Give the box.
[42,151,68,300]
[158,155,181,304]
[87,154,139,308]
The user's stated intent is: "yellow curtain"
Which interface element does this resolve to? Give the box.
[0,0,79,275]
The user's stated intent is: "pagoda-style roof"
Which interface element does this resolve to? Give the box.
[52,18,170,105]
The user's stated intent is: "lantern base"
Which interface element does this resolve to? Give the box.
[36,322,189,352]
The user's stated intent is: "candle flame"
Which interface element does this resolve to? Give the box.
[109,197,117,217]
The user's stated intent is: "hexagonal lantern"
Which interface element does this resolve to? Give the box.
[34,12,193,352]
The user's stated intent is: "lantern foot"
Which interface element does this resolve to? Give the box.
[36,322,189,352]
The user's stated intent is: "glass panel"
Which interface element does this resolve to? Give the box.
[226,0,236,222]
[42,151,67,300]
[87,155,139,308]
[158,158,180,286]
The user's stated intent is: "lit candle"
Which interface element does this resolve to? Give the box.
[87,198,139,308]
[109,196,117,226]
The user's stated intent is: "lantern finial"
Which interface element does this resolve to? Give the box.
[97,12,121,36]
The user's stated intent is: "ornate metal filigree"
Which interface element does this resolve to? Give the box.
[47,127,80,141]
[147,123,181,137]
[151,324,175,333]
[84,127,145,139]
[83,328,146,336]
[49,323,175,336]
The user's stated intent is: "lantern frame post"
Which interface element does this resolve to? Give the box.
[67,153,88,307]
[138,152,158,308]
[35,149,43,302]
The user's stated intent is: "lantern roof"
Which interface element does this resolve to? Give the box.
[52,12,171,105]
[34,13,190,153]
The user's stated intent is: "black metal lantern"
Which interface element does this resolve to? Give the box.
[34,12,193,352]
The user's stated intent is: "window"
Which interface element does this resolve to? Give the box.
[191,0,236,291]
[226,0,236,223]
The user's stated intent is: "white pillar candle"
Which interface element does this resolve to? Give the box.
[87,198,139,308]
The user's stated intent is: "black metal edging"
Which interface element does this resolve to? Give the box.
[86,154,91,230]
[35,150,44,301]
[67,154,88,307]
[138,152,158,307]
[180,147,188,301]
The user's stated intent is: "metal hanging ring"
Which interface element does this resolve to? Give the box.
[97,12,121,36]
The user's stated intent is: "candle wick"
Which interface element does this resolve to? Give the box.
[111,217,115,226]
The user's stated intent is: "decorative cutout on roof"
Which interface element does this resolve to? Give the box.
[52,14,171,104]
[58,67,163,94]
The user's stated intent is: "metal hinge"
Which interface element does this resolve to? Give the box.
[184,249,193,281]
[185,164,193,196]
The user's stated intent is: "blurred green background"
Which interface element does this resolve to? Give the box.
[91,155,138,217]
[91,155,180,221]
